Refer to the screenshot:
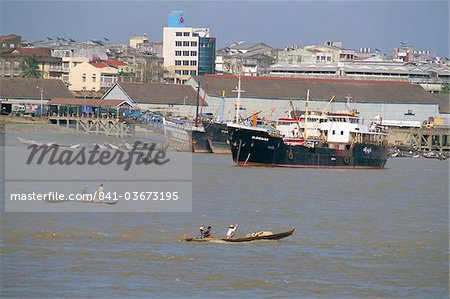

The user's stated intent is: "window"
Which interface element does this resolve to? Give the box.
[176,32,182,36]
[175,60,182,66]
[62,62,69,70]
[10,43,15,48]
[183,32,190,37]
[190,51,197,56]
[13,61,20,75]
[340,131,344,135]
[183,60,189,66]
[175,41,182,46]
[332,130,335,135]
[190,70,197,75]
[175,70,181,75]
[190,60,197,66]
[183,51,190,56]
[191,41,197,47]
[183,41,190,47]
[175,51,182,56]
[4,61,10,75]
[92,74,96,83]
[182,70,189,75]
[82,73,86,82]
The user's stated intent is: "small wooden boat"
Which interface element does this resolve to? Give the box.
[17,136,55,146]
[18,136,80,148]
[44,195,118,205]
[185,228,295,243]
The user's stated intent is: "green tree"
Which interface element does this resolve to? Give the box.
[442,83,450,94]
[21,56,42,78]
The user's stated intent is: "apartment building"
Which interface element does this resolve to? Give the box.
[68,61,118,91]
[163,11,215,84]
[0,47,62,79]
[0,34,21,54]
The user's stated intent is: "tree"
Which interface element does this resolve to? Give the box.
[442,83,450,94]
[21,56,42,78]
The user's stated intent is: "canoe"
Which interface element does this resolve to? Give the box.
[44,195,118,205]
[185,228,295,243]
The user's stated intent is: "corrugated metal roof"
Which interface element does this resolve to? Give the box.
[194,74,437,103]
[431,93,450,113]
[110,82,207,106]
[0,78,72,99]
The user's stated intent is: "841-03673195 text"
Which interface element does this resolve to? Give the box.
[9,191,180,202]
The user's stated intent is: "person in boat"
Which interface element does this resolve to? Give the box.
[203,226,212,238]
[199,226,205,238]
[94,184,105,202]
[98,184,105,195]
[226,224,238,239]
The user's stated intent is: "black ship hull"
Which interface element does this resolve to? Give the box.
[191,128,213,153]
[228,125,388,169]
[202,121,231,154]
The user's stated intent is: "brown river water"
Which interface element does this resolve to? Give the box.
[1,152,449,298]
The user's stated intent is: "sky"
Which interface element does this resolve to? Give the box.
[1,0,449,57]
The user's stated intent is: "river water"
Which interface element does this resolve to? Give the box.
[1,154,449,298]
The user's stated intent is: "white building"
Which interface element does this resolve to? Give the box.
[163,11,215,84]
[130,34,149,49]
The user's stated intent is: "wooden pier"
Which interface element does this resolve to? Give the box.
[49,116,135,137]
[388,127,450,152]
[410,128,450,151]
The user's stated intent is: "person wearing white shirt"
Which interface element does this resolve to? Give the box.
[226,224,238,239]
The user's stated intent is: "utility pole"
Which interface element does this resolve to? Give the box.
[36,86,44,117]
[195,83,200,127]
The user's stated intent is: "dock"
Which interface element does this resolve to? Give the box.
[387,127,450,152]
[49,116,135,137]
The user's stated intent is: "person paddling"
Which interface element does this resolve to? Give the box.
[203,226,212,238]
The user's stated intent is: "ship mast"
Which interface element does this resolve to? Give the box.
[232,74,245,124]
[304,89,310,140]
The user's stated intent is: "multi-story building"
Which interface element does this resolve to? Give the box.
[108,43,165,83]
[163,10,215,84]
[60,56,89,84]
[393,44,435,63]
[51,41,109,61]
[130,34,149,49]
[0,47,62,79]
[305,41,355,63]
[277,46,316,65]
[68,61,118,91]
[0,34,21,54]
[216,42,276,76]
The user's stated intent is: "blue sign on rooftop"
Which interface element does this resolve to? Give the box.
[168,11,186,28]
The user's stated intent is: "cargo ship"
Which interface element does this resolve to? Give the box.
[202,120,230,154]
[227,111,389,169]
